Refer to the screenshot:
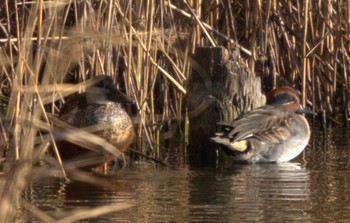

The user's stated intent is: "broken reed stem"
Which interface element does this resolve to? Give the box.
[301,0,308,108]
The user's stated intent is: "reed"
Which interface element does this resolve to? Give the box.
[0,0,349,221]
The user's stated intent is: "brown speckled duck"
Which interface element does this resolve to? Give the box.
[57,75,134,170]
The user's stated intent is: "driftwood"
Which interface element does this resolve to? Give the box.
[186,47,265,162]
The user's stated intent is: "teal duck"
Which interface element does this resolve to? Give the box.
[57,75,134,169]
[211,86,316,163]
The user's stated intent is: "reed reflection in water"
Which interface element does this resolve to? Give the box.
[18,125,350,222]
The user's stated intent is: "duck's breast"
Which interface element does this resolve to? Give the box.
[263,114,310,162]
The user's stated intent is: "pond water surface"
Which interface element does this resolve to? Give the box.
[19,123,350,222]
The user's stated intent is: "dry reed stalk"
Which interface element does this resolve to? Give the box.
[0,2,43,221]
[301,0,309,108]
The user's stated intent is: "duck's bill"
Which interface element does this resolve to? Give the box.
[108,88,135,104]
[297,105,317,116]
[115,91,135,104]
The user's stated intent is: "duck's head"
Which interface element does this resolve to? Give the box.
[86,76,134,105]
[266,86,316,115]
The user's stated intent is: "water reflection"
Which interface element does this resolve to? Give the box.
[20,164,311,222]
[18,124,350,222]
[303,125,350,222]
[226,163,310,222]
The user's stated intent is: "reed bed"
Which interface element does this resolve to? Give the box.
[0,0,349,221]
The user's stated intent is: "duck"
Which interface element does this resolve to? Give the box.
[211,86,316,163]
[57,75,134,170]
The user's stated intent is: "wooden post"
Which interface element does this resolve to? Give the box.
[186,47,265,163]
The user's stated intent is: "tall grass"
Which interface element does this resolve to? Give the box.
[0,0,349,221]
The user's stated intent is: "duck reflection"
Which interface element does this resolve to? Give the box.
[226,162,311,222]
[63,180,133,207]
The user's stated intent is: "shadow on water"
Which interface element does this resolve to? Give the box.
[18,123,350,222]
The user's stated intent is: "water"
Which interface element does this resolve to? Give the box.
[19,124,350,222]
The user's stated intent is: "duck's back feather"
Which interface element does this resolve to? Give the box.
[217,106,293,143]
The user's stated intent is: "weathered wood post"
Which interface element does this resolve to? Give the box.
[186,47,265,163]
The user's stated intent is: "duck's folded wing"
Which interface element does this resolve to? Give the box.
[217,106,294,144]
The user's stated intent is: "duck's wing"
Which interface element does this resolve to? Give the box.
[214,106,293,146]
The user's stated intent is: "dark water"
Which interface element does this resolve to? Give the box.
[19,124,350,222]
